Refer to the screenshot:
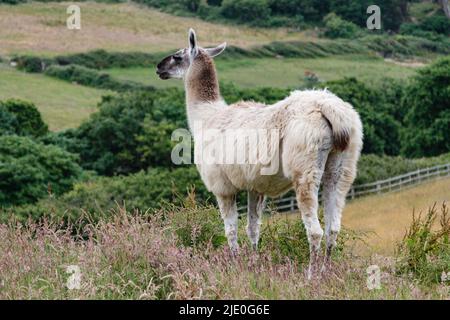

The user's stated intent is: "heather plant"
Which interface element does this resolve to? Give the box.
[162,197,227,250]
[0,205,447,300]
[396,203,450,285]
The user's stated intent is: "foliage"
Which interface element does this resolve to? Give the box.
[322,13,361,39]
[0,135,82,206]
[6,166,210,222]
[323,77,402,155]
[44,65,153,92]
[221,0,271,23]
[165,203,226,249]
[355,152,450,185]
[135,0,409,30]
[54,49,164,69]
[0,99,48,137]
[59,89,185,175]
[396,203,450,285]
[401,57,450,157]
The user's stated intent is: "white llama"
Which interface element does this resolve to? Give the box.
[156,29,363,276]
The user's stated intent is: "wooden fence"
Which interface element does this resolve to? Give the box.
[238,163,450,214]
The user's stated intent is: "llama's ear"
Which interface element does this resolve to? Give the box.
[205,42,227,58]
[188,28,198,58]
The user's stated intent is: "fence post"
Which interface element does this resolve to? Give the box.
[290,198,295,212]
[376,183,381,194]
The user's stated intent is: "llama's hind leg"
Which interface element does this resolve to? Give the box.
[217,194,239,253]
[322,151,358,270]
[247,191,266,250]
[293,152,328,279]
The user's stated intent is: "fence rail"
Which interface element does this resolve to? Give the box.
[238,163,450,214]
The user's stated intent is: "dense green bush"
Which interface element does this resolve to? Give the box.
[0,108,18,136]
[5,166,210,221]
[402,57,450,157]
[420,15,450,36]
[61,89,185,175]
[323,77,402,155]
[322,13,361,39]
[14,55,51,73]
[0,0,26,4]
[54,49,164,69]
[221,0,271,23]
[355,153,450,185]
[45,65,153,91]
[0,135,83,206]
[0,99,48,137]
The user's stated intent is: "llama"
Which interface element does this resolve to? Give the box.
[156,29,363,277]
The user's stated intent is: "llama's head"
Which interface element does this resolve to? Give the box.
[156,28,226,80]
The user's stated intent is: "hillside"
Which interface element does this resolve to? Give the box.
[0,1,311,57]
[0,63,110,130]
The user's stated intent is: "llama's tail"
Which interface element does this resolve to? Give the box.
[317,94,363,152]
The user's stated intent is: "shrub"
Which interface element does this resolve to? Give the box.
[6,166,211,222]
[401,57,450,157]
[0,135,83,206]
[0,99,48,137]
[355,153,450,185]
[420,15,450,36]
[323,77,401,155]
[322,13,361,39]
[165,204,226,249]
[44,65,153,91]
[54,49,164,69]
[396,203,450,284]
[65,89,185,175]
[14,56,51,73]
[0,107,18,136]
[221,0,271,23]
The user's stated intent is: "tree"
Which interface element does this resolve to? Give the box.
[323,78,402,155]
[0,135,82,206]
[0,99,48,137]
[402,57,450,157]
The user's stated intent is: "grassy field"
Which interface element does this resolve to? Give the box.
[343,177,450,255]
[108,54,418,89]
[0,64,110,131]
[1,206,448,299]
[0,1,312,57]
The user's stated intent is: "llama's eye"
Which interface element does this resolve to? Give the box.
[173,55,182,62]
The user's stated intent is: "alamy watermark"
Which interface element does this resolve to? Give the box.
[66,265,81,290]
[366,265,381,290]
[67,5,81,30]
[367,5,381,30]
[171,121,280,175]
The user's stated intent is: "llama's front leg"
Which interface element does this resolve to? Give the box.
[217,194,239,253]
[247,191,265,250]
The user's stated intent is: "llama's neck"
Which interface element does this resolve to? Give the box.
[184,52,223,133]
[184,52,221,107]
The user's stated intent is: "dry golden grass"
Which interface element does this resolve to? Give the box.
[270,177,450,255]
[0,1,312,56]
[342,177,450,255]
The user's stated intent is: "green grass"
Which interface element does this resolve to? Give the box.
[0,64,111,131]
[108,54,418,89]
